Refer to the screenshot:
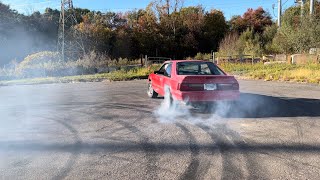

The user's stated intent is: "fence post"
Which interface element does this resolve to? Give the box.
[252,55,254,64]
[145,55,148,67]
[212,52,215,63]
[140,55,143,67]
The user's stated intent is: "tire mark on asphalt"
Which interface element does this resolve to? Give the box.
[175,123,200,180]
[197,124,248,180]
[49,117,82,180]
[220,124,268,180]
[92,104,159,180]
[112,117,158,179]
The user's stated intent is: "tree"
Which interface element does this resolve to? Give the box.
[74,12,113,54]
[273,1,320,53]
[218,32,240,56]
[201,10,228,52]
[230,7,272,33]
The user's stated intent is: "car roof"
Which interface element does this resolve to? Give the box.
[164,60,211,63]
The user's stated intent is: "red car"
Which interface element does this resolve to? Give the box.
[147,60,240,105]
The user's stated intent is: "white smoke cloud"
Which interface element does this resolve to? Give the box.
[153,87,274,126]
[154,88,231,125]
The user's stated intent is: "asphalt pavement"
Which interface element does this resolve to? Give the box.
[0,80,320,180]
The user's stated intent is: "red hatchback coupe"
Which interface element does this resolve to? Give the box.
[147,60,240,105]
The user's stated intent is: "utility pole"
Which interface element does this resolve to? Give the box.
[310,0,314,15]
[300,0,305,18]
[278,0,282,27]
[58,0,84,61]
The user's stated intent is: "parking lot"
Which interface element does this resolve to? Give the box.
[0,80,320,179]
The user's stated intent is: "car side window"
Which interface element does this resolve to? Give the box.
[200,64,211,75]
[164,63,172,77]
[158,64,167,74]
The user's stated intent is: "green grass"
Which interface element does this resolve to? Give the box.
[1,63,320,86]
[0,65,161,86]
[220,63,320,84]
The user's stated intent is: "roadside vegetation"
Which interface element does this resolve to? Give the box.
[220,63,320,84]
[0,0,320,86]
[0,65,161,86]
[1,62,319,86]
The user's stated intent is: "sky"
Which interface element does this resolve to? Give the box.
[1,0,298,19]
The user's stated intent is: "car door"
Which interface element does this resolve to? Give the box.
[159,63,172,95]
[152,63,168,94]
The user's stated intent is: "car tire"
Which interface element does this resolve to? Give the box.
[147,81,158,98]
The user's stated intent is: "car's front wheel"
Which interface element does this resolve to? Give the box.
[147,81,158,98]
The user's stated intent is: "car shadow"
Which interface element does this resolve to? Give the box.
[193,93,320,118]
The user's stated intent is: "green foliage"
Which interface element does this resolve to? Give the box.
[261,24,278,54]
[239,28,262,56]
[218,32,242,56]
[194,53,211,60]
[219,28,267,57]
[202,10,228,52]
[219,7,276,57]
[273,1,320,54]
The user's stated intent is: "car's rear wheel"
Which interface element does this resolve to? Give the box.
[147,81,158,98]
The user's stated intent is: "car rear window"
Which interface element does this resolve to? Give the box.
[177,62,225,75]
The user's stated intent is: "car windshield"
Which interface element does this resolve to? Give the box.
[177,62,225,75]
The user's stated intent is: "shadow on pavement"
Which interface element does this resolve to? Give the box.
[209,93,320,118]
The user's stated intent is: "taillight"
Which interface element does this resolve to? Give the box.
[179,83,204,91]
[217,83,239,90]
[232,83,239,90]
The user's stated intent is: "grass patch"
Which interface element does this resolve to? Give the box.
[1,62,319,86]
[220,63,320,84]
[0,65,161,86]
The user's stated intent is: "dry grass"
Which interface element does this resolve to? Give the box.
[220,63,320,84]
[0,65,161,86]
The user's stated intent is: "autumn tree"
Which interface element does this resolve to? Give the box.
[74,12,113,53]
[230,7,272,33]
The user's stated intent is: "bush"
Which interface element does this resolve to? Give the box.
[194,53,211,60]
[19,51,60,68]
[16,51,61,77]
[13,51,143,78]
[218,32,241,56]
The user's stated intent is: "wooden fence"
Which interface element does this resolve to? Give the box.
[215,54,262,64]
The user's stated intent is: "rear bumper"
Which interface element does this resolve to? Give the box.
[172,90,240,102]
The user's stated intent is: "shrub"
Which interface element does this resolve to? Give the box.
[19,51,60,68]
[218,32,241,56]
[194,53,211,60]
